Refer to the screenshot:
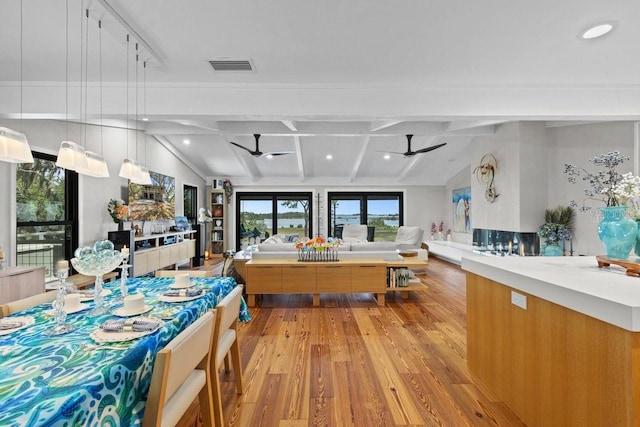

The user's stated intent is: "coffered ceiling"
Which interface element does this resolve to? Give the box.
[1,0,639,185]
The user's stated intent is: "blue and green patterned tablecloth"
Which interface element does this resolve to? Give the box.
[0,276,250,427]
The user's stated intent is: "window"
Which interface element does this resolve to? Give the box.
[236,192,313,249]
[183,184,198,225]
[16,152,78,280]
[328,192,402,242]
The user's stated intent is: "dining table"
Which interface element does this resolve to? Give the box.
[0,275,251,427]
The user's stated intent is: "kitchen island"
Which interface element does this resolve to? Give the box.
[462,254,640,426]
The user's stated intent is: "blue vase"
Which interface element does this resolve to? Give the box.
[543,244,563,256]
[636,221,640,257]
[598,206,637,260]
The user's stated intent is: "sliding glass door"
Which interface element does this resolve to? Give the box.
[236,192,313,250]
[328,192,403,242]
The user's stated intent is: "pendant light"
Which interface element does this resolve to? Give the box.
[0,0,34,164]
[75,9,109,177]
[132,46,152,185]
[56,0,88,172]
[119,34,140,181]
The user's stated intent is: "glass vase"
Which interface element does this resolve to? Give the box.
[543,244,563,256]
[598,206,637,260]
[636,221,640,257]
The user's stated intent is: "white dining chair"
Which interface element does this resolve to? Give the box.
[143,311,215,427]
[211,285,244,427]
[1,291,56,317]
[154,270,211,278]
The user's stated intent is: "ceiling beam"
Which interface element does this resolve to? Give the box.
[281,120,298,132]
[224,134,259,182]
[293,135,304,181]
[349,135,370,182]
[370,120,402,132]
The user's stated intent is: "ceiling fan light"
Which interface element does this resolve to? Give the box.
[0,127,33,163]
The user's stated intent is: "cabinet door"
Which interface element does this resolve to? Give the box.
[351,265,385,292]
[316,265,351,293]
[187,239,196,258]
[158,246,172,267]
[178,241,189,260]
[282,265,317,293]
[169,244,181,264]
[247,266,282,293]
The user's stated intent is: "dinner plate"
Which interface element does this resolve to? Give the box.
[0,316,35,336]
[76,289,112,302]
[169,282,194,289]
[90,317,163,343]
[112,305,153,317]
[158,291,206,303]
[44,303,90,316]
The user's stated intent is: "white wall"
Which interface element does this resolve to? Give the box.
[0,119,207,265]
[547,122,635,255]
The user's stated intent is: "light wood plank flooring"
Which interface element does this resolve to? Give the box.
[187,257,525,426]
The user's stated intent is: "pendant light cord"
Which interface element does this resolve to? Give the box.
[125,34,129,159]
[19,0,23,128]
[135,43,139,161]
[82,6,89,149]
[65,0,69,140]
[99,20,103,154]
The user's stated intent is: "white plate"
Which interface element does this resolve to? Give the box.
[169,282,194,289]
[0,316,35,336]
[76,289,112,302]
[90,317,163,343]
[44,303,90,316]
[158,291,206,303]
[112,305,153,317]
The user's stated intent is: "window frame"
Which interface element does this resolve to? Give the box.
[327,191,403,240]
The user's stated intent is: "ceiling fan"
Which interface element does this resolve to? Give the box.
[382,134,447,158]
[229,134,294,158]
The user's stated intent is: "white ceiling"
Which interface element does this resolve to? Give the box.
[1,0,639,185]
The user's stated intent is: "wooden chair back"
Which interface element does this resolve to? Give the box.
[143,311,215,427]
[1,291,56,317]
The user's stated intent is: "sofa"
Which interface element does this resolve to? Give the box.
[251,225,428,262]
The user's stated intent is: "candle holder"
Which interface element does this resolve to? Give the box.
[117,253,131,302]
[44,266,76,335]
[71,250,122,316]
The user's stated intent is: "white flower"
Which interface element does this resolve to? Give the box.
[613,172,640,220]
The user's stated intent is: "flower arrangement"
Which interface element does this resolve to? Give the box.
[613,172,640,220]
[564,151,630,211]
[537,206,575,246]
[295,236,341,262]
[430,222,437,238]
[107,199,128,223]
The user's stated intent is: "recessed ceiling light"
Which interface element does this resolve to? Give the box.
[183,139,190,145]
[142,117,148,122]
[266,154,274,159]
[579,22,616,39]
[326,154,333,160]
[384,154,390,160]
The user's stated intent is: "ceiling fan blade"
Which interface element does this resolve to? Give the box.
[413,142,447,154]
[263,151,294,157]
[376,150,406,155]
[229,141,254,154]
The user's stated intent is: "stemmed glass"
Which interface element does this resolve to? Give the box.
[44,261,76,335]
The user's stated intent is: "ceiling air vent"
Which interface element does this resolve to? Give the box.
[208,58,254,72]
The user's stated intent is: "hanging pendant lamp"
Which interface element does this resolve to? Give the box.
[1,0,33,164]
[119,34,141,181]
[56,0,84,172]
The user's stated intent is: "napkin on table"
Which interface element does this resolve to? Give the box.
[0,320,25,330]
[100,319,159,333]
[163,289,203,297]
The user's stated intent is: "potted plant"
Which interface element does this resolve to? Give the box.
[538,206,575,256]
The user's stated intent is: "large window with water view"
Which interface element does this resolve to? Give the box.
[236,192,313,250]
[16,152,78,281]
[328,192,403,242]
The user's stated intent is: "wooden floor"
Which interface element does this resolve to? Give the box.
[187,257,525,426]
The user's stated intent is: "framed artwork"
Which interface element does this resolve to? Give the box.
[128,171,176,220]
[452,187,471,233]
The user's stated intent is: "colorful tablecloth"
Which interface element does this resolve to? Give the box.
[0,276,250,427]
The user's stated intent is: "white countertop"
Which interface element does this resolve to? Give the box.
[461,254,640,332]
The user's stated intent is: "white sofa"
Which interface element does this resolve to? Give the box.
[251,226,428,262]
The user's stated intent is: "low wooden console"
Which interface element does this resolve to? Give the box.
[245,258,387,306]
